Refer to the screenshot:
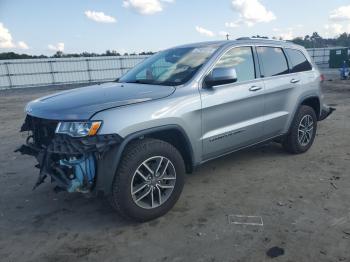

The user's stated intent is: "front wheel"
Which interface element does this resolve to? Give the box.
[283,105,317,154]
[110,138,185,222]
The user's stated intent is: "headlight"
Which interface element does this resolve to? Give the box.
[55,121,102,137]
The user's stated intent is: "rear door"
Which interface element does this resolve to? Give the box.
[284,48,315,93]
[256,46,295,138]
[200,46,265,160]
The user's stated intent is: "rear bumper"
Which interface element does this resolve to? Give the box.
[319,104,336,121]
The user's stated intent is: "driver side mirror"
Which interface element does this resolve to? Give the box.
[204,67,237,88]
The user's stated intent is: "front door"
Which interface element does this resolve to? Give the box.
[200,46,265,160]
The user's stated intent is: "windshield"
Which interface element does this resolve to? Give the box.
[119,46,219,86]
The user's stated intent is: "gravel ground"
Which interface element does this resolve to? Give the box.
[0,80,349,262]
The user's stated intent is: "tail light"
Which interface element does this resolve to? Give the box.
[320,74,325,82]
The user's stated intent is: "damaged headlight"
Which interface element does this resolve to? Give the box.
[55,121,102,137]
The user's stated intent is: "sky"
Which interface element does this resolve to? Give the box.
[0,0,350,55]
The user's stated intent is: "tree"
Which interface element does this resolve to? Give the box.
[2,32,349,60]
[291,32,350,48]
[53,51,63,58]
[337,33,350,47]
[139,51,155,55]
[0,52,48,60]
[252,35,268,39]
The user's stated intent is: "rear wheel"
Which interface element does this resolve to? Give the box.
[283,105,317,154]
[110,138,185,222]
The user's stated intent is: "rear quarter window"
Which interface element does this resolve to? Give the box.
[257,47,289,77]
[285,48,312,73]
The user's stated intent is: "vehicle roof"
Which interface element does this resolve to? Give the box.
[173,38,303,50]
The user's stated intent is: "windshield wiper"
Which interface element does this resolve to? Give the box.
[124,79,154,85]
[122,79,180,86]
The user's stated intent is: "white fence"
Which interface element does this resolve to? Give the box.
[0,55,149,89]
[0,47,339,89]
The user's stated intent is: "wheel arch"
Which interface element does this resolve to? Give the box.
[284,95,321,135]
[142,128,194,174]
[300,96,321,120]
[95,125,195,195]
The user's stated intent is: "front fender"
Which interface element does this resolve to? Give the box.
[94,125,195,195]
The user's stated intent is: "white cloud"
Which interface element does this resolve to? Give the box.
[225,21,240,28]
[0,23,29,49]
[195,26,215,37]
[17,41,29,49]
[329,5,350,22]
[279,31,294,40]
[326,5,350,37]
[0,23,15,48]
[272,27,295,40]
[85,10,116,23]
[48,42,64,52]
[123,0,174,15]
[324,23,344,37]
[230,0,276,26]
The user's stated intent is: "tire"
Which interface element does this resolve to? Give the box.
[283,105,317,154]
[110,138,185,222]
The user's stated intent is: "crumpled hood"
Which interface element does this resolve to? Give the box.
[26,82,175,120]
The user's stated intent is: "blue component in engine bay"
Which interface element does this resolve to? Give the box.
[60,154,95,193]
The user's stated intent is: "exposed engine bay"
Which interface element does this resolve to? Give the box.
[15,115,122,193]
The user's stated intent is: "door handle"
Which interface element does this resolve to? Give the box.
[290,79,300,84]
[249,86,262,92]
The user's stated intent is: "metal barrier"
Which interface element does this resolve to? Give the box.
[0,55,149,89]
[0,47,344,89]
[306,47,347,68]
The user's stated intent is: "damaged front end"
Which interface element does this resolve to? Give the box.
[15,115,122,193]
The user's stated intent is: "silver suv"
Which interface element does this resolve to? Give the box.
[17,38,334,221]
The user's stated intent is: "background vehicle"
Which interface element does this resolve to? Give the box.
[17,38,334,221]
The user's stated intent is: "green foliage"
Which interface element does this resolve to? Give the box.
[1,32,349,60]
[0,52,48,60]
[251,35,269,39]
[0,50,156,60]
[291,32,350,48]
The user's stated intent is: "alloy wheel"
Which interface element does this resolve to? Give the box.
[131,156,176,209]
[298,114,314,146]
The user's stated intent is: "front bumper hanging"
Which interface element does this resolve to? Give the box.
[15,115,122,193]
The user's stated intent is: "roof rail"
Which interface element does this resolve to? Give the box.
[236,37,287,42]
[236,37,251,40]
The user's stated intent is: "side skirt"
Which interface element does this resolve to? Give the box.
[198,134,286,167]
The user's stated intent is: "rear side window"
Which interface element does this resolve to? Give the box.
[285,48,312,73]
[213,46,255,83]
[257,47,289,77]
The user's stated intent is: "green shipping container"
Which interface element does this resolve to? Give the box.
[329,48,350,68]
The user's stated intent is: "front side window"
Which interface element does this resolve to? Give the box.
[213,46,255,83]
[119,46,219,86]
[285,48,312,73]
[257,47,289,77]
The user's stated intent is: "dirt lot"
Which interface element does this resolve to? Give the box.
[0,80,349,262]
